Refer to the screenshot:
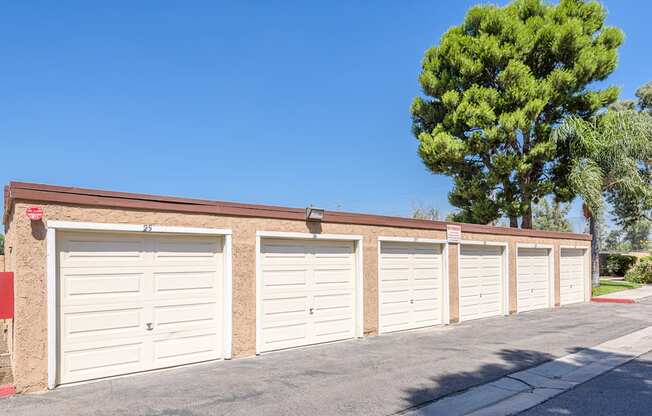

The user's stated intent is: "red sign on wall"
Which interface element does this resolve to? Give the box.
[0,273,13,319]
[26,206,43,221]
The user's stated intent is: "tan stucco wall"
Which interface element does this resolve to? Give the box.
[6,201,590,393]
[447,243,460,323]
[0,255,4,272]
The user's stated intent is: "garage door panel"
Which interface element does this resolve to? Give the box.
[259,238,356,352]
[312,242,356,257]
[62,341,145,381]
[459,294,479,306]
[381,243,411,256]
[313,292,351,310]
[560,249,586,305]
[381,268,410,282]
[58,231,224,385]
[61,269,145,303]
[413,298,440,312]
[413,286,439,299]
[262,241,310,257]
[313,317,354,341]
[262,322,308,351]
[460,279,481,291]
[480,285,501,296]
[381,310,410,330]
[412,314,440,327]
[479,294,501,307]
[414,267,439,279]
[262,296,308,321]
[379,242,444,333]
[313,268,353,286]
[153,269,218,294]
[261,269,308,290]
[459,245,504,321]
[61,306,144,341]
[516,248,551,312]
[380,288,410,306]
[152,331,219,365]
[153,302,216,329]
[60,233,147,267]
[561,286,583,300]
[153,236,222,262]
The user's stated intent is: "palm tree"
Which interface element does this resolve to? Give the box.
[554,110,652,287]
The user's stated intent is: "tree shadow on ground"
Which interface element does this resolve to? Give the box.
[399,346,629,414]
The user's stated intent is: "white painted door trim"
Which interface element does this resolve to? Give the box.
[458,240,510,322]
[255,231,364,355]
[377,238,450,333]
[515,245,555,311]
[45,221,233,389]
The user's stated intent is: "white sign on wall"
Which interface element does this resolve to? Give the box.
[446,224,461,243]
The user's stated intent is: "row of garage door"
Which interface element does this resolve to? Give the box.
[55,231,588,385]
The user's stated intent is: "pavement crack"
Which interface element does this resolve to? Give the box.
[504,375,569,393]
[504,375,537,392]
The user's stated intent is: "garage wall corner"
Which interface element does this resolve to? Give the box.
[508,242,518,314]
[447,243,460,323]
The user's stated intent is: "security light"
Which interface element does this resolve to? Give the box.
[305,206,325,221]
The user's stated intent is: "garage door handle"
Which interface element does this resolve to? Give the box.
[146,323,153,331]
[410,299,414,304]
[309,308,314,315]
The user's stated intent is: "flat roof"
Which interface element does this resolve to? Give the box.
[3,181,591,241]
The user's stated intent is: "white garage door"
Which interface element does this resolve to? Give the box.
[517,248,551,312]
[379,242,444,333]
[259,238,356,352]
[459,244,504,321]
[560,248,586,305]
[57,231,224,385]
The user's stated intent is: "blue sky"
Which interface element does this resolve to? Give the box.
[1,1,649,230]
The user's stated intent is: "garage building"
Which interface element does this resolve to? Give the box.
[1,182,591,393]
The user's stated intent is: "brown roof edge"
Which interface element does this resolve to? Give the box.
[3,181,591,241]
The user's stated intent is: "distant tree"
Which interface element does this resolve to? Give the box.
[532,199,572,232]
[623,221,651,251]
[411,204,442,221]
[411,0,623,228]
[0,234,3,255]
[445,211,459,222]
[603,229,629,252]
[636,81,652,113]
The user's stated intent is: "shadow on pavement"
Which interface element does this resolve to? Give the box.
[399,346,626,414]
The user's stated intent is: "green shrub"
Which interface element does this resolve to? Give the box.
[625,256,652,284]
[601,254,637,276]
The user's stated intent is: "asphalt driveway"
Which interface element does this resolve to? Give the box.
[2,298,652,416]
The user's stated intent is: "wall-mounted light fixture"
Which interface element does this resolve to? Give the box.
[305,206,325,221]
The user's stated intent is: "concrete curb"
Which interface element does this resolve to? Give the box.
[404,326,652,416]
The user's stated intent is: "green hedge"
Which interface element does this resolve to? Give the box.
[600,254,637,276]
[625,256,652,284]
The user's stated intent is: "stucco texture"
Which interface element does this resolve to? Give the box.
[6,201,590,392]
